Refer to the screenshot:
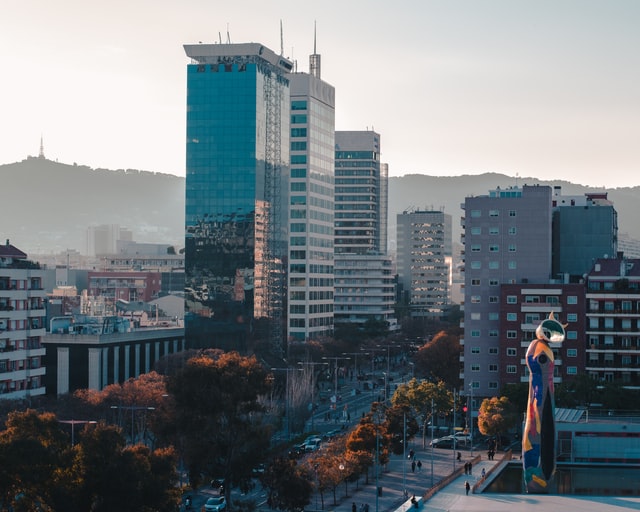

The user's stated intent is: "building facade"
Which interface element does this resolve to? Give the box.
[333,131,396,329]
[552,187,618,280]
[287,49,336,342]
[88,271,161,304]
[585,257,640,387]
[396,209,452,318]
[183,42,292,353]
[461,185,553,397]
[499,283,586,389]
[0,240,46,399]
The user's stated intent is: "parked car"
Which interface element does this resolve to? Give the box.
[203,496,226,512]
[452,432,472,444]
[430,435,458,449]
[303,438,322,452]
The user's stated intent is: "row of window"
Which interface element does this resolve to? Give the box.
[469,226,517,235]
[469,209,517,218]
[470,244,517,252]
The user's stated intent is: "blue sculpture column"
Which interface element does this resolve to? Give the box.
[523,313,566,493]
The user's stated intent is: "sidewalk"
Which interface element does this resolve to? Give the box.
[310,445,492,512]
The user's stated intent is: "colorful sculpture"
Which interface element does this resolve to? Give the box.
[522,312,566,493]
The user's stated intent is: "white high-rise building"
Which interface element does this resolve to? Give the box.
[287,43,336,342]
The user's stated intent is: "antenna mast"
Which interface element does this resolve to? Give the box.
[280,19,284,56]
[309,20,321,78]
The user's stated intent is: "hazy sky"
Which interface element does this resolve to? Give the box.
[2,0,640,188]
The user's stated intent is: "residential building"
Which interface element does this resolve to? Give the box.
[552,187,618,280]
[287,43,336,342]
[334,131,396,329]
[87,271,161,304]
[183,42,292,353]
[499,283,586,389]
[461,185,553,397]
[0,240,46,399]
[396,209,452,318]
[585,257,640,387]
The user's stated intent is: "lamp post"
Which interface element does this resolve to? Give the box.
[322,356,350,413]
[469,383,474,456]
[58,419,97,446]
[110,405,155,445]
[376,344,399,401]
[430,398,435,487]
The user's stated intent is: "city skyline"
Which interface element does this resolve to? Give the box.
[2,0,640,188]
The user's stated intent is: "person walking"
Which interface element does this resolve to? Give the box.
[465,481,471,495]
[411,460,416,473]
[352,503,357,512]
[417,460,422,472]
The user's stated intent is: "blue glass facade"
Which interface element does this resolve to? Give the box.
[183,44,291,351]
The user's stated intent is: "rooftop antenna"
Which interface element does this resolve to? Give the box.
[38,134,45,159]
[309,20,321,78]
[226,24,231,44]
[280,19,284,56]
[218,32,222,44]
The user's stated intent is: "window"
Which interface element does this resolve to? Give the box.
[489,296,498,303]
[489,261,499,269]
[488,312,499,321]
[508,261,517,269]
[567,296,578,304]
[507,295,517,304]
[488,347,498,355]
[506,365,517,374]
[471,347,480,354]
[471,330,481,337]
[471,279,481,286]
[489,227,499,235]
[471,364,480,372]
[507,330,518,339]
[567,349,577,357]
[508,244,516,252]
[488,382,499,390]
[471,261,481,269]
[567,313,577,322]
[509,210,516,217]
[604,318,614,329]
[508,227,517,235]
[489,279,499,286]
[489,245,499,252]
[471,227,481,235]
[566,331,577,340]
[567,367,577,375]
[489,330,498,337]
[507,313,517,321]
[471,244,481,252]
[622,300,632,312]
[470,210,481,218]
[488,364,498,372]
[471,295,481,303]
[525,313,540,324]
[604,301,614,311]
[471,312,481,320]
[525,296,540,303]
[507,347,517,356]
[589,317,599,329]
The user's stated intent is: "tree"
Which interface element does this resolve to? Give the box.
[477,396,518,448]
[166,352,272,502]
[391,379,452,447]
[383,404,419,455]
[261,457,312,512]
[413,331,461,388]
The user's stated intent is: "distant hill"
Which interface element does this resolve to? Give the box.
[2,158,638,254]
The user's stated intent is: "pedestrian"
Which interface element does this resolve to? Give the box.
[481,467,486,479]
[465,480,471,495]
[457,451,462,462]
[417,460,422,472]
[364,503,370,512]
[411,460,416,473]
[409,449,415,460]
[352,502,357,512]
[469,463,472,475]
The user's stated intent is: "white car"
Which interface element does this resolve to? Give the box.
[453,432,472,444]
[203,496,226,512]
[303,438,322,452]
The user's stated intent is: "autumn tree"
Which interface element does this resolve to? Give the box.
[391,379,452,447]
[383,404,419,455]
[477,396,518,448]
[261,457,312,512]
[413,331,461,387]
[166,352,272,503]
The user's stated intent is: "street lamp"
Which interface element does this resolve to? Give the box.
[322,356,350,413]
[111,405,155,445]
[58,419,97,446]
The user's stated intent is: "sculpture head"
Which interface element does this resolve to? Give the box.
[535,312,566,344]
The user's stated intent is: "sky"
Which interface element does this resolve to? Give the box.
[2,0,640,188]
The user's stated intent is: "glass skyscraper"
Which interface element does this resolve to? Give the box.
[183,43,292,353]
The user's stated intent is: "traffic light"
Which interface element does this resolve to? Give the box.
[463,406,468,413]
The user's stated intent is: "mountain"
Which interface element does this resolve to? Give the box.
[2,158,639,254]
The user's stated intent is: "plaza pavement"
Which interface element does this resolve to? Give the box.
[317,445,640,512]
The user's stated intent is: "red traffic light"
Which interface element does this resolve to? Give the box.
[463,406,468,412]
